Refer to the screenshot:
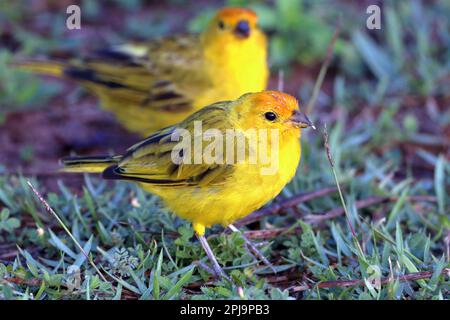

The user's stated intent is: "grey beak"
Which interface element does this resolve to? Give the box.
[290,110,315,129]
[235,20,250,38]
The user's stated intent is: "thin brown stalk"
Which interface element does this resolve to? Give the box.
[305,22,341,115]
[1,277,43,287]
[291,268,450,292]
[277,69,285,91]
[26,180,108,283]
[322,125,364,256]
[242,196,436,239]
[243,227,302,240]
[304,195,437,224]
[236,187,337,227]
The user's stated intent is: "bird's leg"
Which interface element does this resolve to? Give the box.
[228,224,276,273]
[197,234,231,282]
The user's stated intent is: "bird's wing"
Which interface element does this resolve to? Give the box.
[103,101,236,187]
[67,35,208,111]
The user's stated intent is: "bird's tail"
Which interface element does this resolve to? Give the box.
[60,156,121,173]
[13,59,66,77]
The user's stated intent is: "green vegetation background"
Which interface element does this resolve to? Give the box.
[0,0,449,300]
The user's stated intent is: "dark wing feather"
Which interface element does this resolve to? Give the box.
[63,35,206,111]
[102,102,236,187]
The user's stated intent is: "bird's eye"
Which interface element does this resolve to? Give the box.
[264,112,277,121]
[218,21,225,29]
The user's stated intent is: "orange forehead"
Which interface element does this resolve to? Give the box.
[216,7,258,24]
[251,91,299,115]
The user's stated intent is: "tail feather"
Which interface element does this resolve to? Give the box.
[13,59,66,77]
[15,59,139,91]
[60,156,121,173]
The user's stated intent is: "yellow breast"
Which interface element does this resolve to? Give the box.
[142,130,301,235]
[196,29,269,107]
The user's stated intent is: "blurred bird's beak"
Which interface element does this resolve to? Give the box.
[235,20,250,38]
[289,110,315,129]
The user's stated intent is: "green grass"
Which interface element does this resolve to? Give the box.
[0,0,449,300]
[0,143,448,299]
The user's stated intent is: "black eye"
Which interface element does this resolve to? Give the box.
[218,21,225,29]
[264,112,277,121]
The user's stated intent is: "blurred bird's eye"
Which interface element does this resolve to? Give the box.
[218,21,225,29]
[264,112,277,121]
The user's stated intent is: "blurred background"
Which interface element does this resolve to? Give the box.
[0,0,449,300]
[0,0,449,179]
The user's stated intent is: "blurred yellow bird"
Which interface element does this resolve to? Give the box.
[16,7,269,136]
[61,91,313,278]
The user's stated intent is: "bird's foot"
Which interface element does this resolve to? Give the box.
[228,224,276,274]
[197,234,232,282]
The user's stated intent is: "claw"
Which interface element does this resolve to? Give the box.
[228,224,276,274]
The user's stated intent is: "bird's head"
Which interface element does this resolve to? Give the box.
[233,91,314,135]
[204,7,261,42]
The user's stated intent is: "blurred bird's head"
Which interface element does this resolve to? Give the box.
[233,91,314,136]
[203,7,263,43]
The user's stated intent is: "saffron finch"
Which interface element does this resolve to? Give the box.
[61,91,313,278]
[16,7,269,136]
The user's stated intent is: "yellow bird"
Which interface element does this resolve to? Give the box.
[16,7,269,137]
[61,91,313,278]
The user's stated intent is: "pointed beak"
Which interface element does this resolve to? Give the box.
[235,20,250,38]
[289,110,315,129]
